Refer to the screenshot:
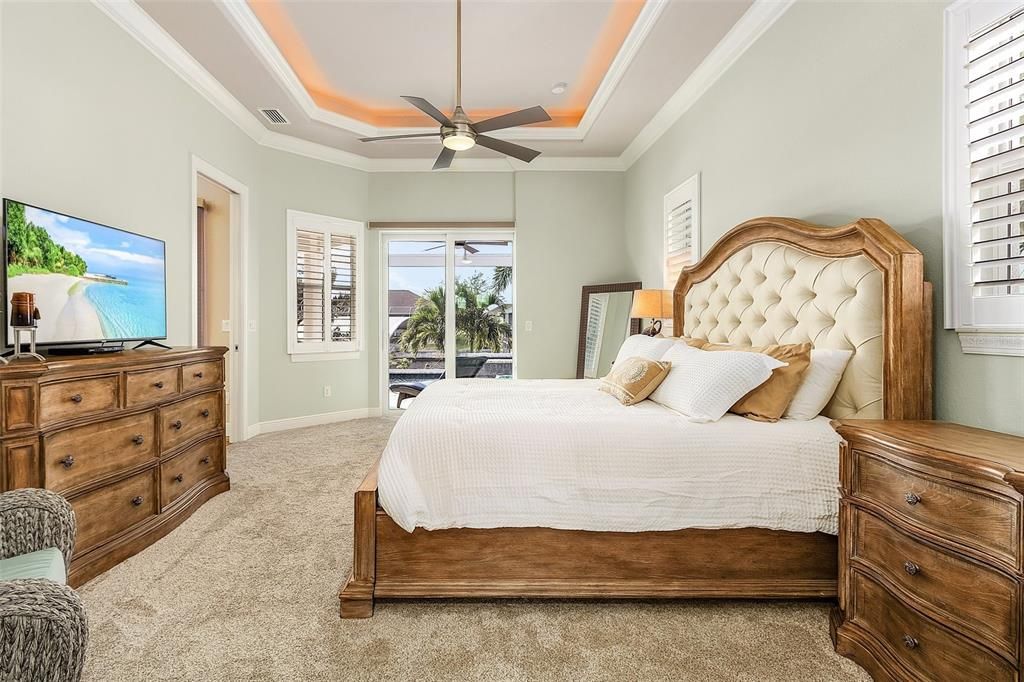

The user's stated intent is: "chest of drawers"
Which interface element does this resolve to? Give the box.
[0,347,229,586]
[832,420,1024,682]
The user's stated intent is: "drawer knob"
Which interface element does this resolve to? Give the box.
[200,456,211,465]
[59,456,75,468]
[132,434,145,445]
[174,473,184,483]
[171,420,183,430]
[131,496,144,506]
[154,381,165,389]
[904,492,921,506]
[902,634,919,650]
[904,561,920,576]
[194,371,204,379]
[201,409,210,418]
[69,393,83,404]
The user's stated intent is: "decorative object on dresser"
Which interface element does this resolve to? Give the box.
[0,347,229,586]
[831,420,1024,682]
[576,281,641,379]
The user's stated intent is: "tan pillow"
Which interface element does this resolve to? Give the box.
[599,357,672,406]
[701,342,813,421]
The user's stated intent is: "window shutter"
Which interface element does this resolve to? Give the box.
[968,7,1024,300]
[295,229,326,345]
[664,174,700,289]
[330,233,356,343]
[583,293,608,379]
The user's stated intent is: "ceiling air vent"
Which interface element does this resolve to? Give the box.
[258,108,289,125]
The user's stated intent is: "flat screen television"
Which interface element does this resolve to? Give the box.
[3,199,167,348]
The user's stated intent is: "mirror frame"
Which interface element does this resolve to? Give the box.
[576,281,643,379]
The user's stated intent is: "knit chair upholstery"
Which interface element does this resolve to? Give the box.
[0,489,87,682]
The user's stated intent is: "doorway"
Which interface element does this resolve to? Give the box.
[381,231,515,412]
[191,156,248,442]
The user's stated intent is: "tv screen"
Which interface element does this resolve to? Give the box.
[3,199,167,346]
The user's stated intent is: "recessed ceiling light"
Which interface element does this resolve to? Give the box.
[551,82,568,95]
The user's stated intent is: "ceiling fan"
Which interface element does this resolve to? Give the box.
[359,0,552,170]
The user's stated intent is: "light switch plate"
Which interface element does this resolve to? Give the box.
[524,321,533,332]
[221,320,231,332]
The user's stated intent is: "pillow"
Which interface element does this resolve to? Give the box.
[613,335,675,367]
[598,357,672,406]
[700,342,813,421]
[648,344,786,422]
[784,348,855,420]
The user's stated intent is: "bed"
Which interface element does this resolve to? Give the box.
[340,217,932,618]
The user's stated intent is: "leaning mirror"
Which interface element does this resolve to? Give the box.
[576,282,642,379]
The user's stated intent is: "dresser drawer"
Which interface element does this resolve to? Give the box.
[126,366,180,407]
[161,391,221,452]
[70,468,158,553]
[853,449,1019,566]
[44,411,157,492]
[850,571,1016,682]
[853,507,1018,656]
[182,360,222,393]
[39,375,118,426]
[160,436,223,508]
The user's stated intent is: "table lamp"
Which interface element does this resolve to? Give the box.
[630,289,673,336]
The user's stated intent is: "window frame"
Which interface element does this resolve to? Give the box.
[286,209,364,361]
[663,173,702,290]
[943,1,1024,356]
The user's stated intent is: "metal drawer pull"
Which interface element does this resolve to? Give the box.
[171,420,183,430]
[904,492,921,505]
[201,409,210,418]
[902,635,919,649]
[69,394,83,404]
[59,456,75,468]
[194,371,204,379]
[903,561,920,576]
[132,434,145,445]
[154,381,164,389]
[174,473,184,483]
[131,496,144,506]
[200,456,211,465]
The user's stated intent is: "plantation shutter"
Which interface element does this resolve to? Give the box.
[583,293,608,379]
[288,211,362,356]
[968,6,1024,301]
[664,174,701,289]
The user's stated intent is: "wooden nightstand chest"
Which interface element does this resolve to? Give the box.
[831,420,1024,682]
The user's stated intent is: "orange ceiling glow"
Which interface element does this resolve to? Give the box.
[246,0,647,129]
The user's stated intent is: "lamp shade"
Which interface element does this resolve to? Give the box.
[630,289,673,319]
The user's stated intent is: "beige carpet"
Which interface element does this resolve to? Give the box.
[79,417,869,681]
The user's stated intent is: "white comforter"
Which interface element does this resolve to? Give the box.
[378,379,842,535]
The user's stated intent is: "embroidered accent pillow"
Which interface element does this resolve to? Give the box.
[700,342,813,421]
[599,357,672,406]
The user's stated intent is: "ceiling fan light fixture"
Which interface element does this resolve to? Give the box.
[442,130,476,151]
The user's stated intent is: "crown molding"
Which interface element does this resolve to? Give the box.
[619,0,794,169]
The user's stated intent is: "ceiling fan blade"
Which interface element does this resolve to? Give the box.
[475,135,541,163]
[433,146,456,170]
[472,106,551,133]
[402,96,453,127]
[360,132,439,142]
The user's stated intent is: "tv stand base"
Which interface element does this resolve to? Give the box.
[133,340,172,350]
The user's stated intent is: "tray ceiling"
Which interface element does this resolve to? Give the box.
[137,0,753,160]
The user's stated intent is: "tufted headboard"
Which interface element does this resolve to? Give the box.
[674,218,932,420]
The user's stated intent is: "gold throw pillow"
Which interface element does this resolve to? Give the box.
[701,342,813,421]
[599,357,672,406]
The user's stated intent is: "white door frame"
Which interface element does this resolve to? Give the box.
[379,230,516,415]
[190,154,249,443]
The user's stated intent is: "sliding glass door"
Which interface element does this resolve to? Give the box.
[383,232,514,411]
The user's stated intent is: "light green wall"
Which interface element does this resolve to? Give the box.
[624,0,1024,435]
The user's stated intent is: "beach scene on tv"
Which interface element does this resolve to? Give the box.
[5,201,166,344]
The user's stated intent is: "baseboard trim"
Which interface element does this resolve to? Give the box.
[248,407,382,438]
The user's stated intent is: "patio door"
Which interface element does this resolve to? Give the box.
[382,232,514,411]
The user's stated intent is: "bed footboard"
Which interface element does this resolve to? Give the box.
[339,460,378,618]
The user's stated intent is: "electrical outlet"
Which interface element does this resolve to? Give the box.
[221,320,231,333]
[524,320,533,332]
[323,385,332,398]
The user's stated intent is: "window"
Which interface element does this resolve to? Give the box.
[945,2,1024,355]
[664,173,701,289]
[583,293,608,379]
[287,210,363,359]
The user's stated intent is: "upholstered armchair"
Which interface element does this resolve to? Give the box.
[0,488,88,682]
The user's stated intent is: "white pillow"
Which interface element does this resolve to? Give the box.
[784,349,854,420]
[613,334,676,368]
[649,343,786,422]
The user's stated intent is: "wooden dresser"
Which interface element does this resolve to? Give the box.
[832,420,1024,682]
[0,347,229,586]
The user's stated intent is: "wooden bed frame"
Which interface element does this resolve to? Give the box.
[340,217,933,618]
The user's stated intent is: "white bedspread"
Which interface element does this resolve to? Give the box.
[377,379,842,535]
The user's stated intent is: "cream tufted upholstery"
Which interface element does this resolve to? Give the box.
[682,242,883,419]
